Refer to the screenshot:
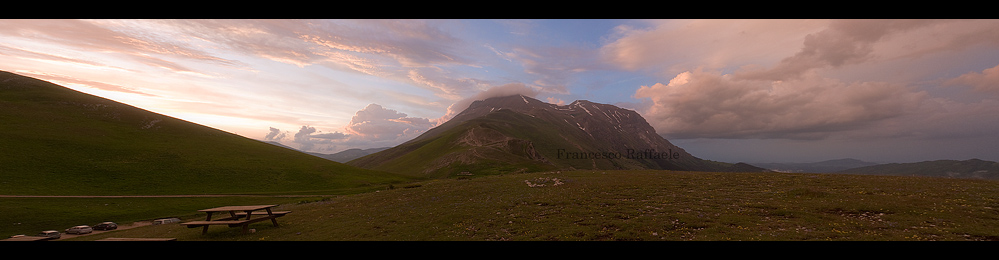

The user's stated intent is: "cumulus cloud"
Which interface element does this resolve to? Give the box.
[609,19,999,143]
[601,19,829,74]
[345,104,436,141]
[734,19,939,81]
[270,103,440,152]
[635,69,928,139]
[264,127,287,141]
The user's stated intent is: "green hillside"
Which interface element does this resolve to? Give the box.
[0,71,413,196]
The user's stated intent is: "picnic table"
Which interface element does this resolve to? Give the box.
[180,205,290,234]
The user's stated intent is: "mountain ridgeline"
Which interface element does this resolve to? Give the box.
[348,95,765,178]
[836,159,999,180]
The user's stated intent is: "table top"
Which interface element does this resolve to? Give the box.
[198,205,277,212]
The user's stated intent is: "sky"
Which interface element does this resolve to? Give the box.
[3,19,999,164]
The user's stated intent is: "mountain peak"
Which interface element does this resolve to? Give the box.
[351,94,766,177]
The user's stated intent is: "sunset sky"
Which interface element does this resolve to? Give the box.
[3,19,999,164]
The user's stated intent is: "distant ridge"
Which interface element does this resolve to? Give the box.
[837,159,999,180]
[0,70,411,195]
[310,147,391,163]
[263,141,391,163]
[348,94,766,178]
[749,158,879,173]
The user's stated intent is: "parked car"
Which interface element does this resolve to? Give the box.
[36,230,61,239]
[93,222,118,230]
[65,225,93,235]
[152,218,181,225]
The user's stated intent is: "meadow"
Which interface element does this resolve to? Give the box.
[51,170,999,241]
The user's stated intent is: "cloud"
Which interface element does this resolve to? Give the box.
[546,97,566,106]
[0,19,488,100]
[504,45,602,94]
[271,102,442,152]
[12,70,157,97]
[435,82,541,125]
[264,127,287,141]
[946,64,999,93]
[608,19,999,144]
[406,67,486,100]
[733,19,940,81]
[600,19,829,74]
[288,125,354,152]
[635,69,928,140]
[601,19,999,82]
[345,104,436,141]
[0,19,246,73]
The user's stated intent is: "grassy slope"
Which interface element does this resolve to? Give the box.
[0,71,413,196]
[348,112,560,178]
[70,170,999,241]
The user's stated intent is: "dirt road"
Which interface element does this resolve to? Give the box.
[53,221,154,240]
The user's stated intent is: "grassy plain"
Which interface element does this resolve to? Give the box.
[57,170,999,241]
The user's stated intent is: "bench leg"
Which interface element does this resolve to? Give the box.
[271,218,279,227]
[202,212,214,235]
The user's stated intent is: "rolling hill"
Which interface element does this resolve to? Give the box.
[0,71,412,196]
[348,95,765,178]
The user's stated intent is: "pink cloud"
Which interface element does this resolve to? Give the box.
[546,97,566,106]
[946,64,999,93]
[434,83,540,125]
[734,19,940,81]
[601,19,828,74]
[344,104,435,141]
[635,69,928,139]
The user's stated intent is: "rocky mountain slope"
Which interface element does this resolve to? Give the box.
[348,95,765,177]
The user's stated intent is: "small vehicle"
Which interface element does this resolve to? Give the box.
[152,218,181,225]
[93,222,118,231]
[65,225,93,234]
[36,230,61,239]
